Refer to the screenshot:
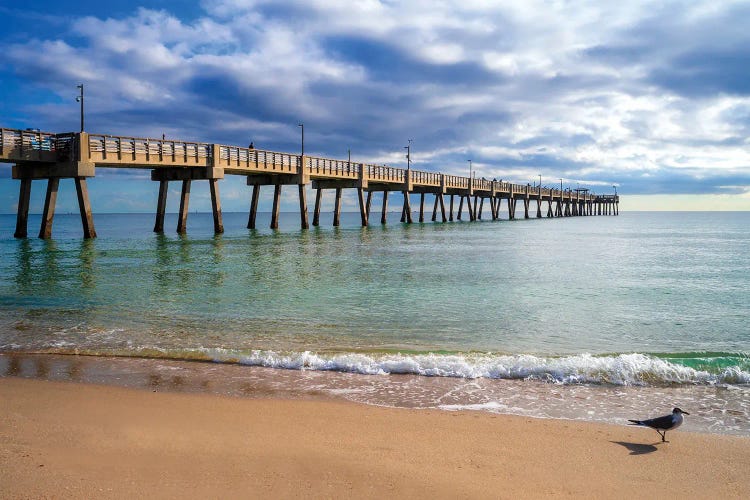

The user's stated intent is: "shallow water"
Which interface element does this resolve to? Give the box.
[1,211,748,434]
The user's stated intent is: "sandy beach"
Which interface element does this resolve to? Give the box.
[1,377,748,499]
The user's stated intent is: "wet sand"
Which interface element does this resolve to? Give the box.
[1,376,749,499]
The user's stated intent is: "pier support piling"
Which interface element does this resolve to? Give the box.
[402,192,413,223]
[419,193,425,223]
[154,180,168,233]
[209,179,224,234]
[14,178,32,239]
[248,184,260,229]
[333,188,342,227]
[313,188,322,227]
[299,185,309,229]
[357,188,368,227]
[39,178,60,239]
[74,178,97,239]
[449,195,454,221]
[381,191,389,224]
[270,184,281,229]
[177,180,191,234]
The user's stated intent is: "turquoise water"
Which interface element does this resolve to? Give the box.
[1,211,749,433]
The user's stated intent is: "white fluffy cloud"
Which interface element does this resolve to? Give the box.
[2,0,750,197]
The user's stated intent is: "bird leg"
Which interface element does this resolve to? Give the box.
[655,430,666,442]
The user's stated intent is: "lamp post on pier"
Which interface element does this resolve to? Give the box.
[559,178,563,193]
[298,123,304,156]
[468,159,472,179]
[404,139,412,171]
[613,184,617,195]
[75,84,84,132]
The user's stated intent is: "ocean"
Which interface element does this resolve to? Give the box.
[1,210,748,435]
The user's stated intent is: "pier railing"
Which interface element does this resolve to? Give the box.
[411,170,441,186]
[366,164,405,183]
[445,175,468,189]
[88,134,212,165]
[221,146,299,173]
[0,128,58,162]
[1,127,607,202]
[306,156,359,178]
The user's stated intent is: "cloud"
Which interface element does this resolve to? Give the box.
[0,0,749,203]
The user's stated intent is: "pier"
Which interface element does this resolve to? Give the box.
[1,127,619,238]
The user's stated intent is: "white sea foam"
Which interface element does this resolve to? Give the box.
[194,348,750,386]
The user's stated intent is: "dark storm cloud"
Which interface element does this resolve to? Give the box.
[649,48,750,97]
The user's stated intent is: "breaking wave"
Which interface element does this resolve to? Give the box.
[5,344,749,386]
[197,349,749,386]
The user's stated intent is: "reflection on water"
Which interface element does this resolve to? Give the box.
[78,239,96,290]
[14,239,33,290]
[11,237,97,293]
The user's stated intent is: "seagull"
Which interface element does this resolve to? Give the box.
[628,408,689,442]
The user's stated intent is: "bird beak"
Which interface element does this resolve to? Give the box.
[682,411,690,415]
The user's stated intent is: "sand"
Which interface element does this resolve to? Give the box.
[1,377,749,499]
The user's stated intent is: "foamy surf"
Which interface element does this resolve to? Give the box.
[190,349,750,387]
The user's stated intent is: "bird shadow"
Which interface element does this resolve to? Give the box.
[610,441,662,455]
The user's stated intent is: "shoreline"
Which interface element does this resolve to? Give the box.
[2,376,749,498]
[2,352,749,437]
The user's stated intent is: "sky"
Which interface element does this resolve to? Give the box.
[1,0,750,213]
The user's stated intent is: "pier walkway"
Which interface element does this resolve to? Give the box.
[1,127,619,238]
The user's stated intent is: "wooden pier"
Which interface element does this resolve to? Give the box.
[1,127,619,238]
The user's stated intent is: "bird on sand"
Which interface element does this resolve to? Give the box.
[628,408,689,442]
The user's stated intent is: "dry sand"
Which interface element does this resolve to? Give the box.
[1,377,749,499]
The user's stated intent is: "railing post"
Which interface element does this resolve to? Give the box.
[358,161,368,190]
